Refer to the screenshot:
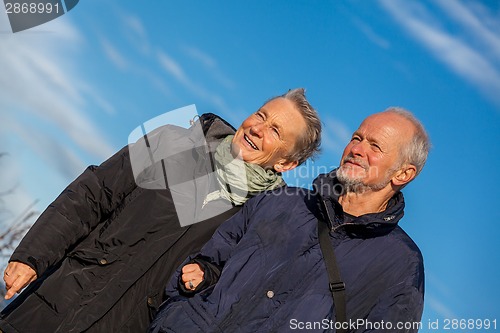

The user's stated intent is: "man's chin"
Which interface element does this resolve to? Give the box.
[337,171,380,194]
[338,177,389,194]
[338,164,366,176]
[337,169,363,184]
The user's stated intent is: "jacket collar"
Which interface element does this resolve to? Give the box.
[187,113,237,154]
[200,113,236,143]
[312,169,405,237]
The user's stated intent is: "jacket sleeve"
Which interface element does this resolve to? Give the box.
[358,277,424,333]
[165,195,258,296]
[9,145,138,276]
[197,200,254,264]
[177,256,223,295]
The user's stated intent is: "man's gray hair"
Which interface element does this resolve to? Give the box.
[268,88,321,166]
[383,107,430,176]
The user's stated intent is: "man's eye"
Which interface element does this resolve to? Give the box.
[351,136,361,142]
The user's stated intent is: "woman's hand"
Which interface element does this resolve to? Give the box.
[181,263,204,291]
[3,261,37,300]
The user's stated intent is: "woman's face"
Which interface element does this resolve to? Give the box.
[231,98,305,172]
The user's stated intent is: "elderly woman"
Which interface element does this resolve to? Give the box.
[0,88,321,332]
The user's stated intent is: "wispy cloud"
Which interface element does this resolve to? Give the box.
[320,116,352,158]
[108,11,236,115]
[351,17,391,49]
[182,45,216,69]
[157,50,232,113]
[99,35,173,98]
[0,15,116,178]
[0,14,120,255]
[182,45,236,90]
[379,0,500,106]
[434,0,500,58]
[424,271,460,320]
[7,119,87,180]
[122,14,150,55]
[100,37,129,70]
[426,295,458,319]
[102,13,179,98]
[157,51,190,84]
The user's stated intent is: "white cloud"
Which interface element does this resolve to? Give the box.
[424,272,461,320]
[351,17,391,49]
[100,37,129,70]
[434,0,500,58]
[182,45,216,69]
[8,119,87,179]
[121,14,150,55]
[157,51,190,84]
[0,13,116,176]
[379,0,500,106]
[0,13,121,261]
[80,82,117,116]
[157,50,232,113]
[110,11,236,115]
[321,116,352,157]
[98,33,173,98]
[182,45,236,90]
[426,294,458,319]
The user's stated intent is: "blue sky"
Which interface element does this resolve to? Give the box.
[1,0,499,328]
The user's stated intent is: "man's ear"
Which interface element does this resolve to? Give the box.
[391,164,417,186]
[274,159,299,173]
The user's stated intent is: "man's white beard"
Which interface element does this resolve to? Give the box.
[336,164,393,194]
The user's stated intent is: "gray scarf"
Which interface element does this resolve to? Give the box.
[203,135,284,206]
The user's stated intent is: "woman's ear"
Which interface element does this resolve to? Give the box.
[274,159,299,173]
[391,164,417,186]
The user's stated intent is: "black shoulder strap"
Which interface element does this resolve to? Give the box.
[318,218,347,332]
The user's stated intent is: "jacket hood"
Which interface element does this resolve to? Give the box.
[312,169,405,238]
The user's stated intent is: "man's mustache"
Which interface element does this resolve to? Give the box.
[342,156,368,171]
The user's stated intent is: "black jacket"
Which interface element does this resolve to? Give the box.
[0,114,241,332]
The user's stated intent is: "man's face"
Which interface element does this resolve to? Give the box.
[231,97,305,171]
[337,112,414,192]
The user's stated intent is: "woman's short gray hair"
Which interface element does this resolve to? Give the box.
[384,107,431,176]
[269,88,322,166]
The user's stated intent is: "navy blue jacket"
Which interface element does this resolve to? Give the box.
[150,170,424,332]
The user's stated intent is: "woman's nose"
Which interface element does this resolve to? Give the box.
[250,122,264,138]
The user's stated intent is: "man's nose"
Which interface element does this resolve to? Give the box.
[350,141,365,157]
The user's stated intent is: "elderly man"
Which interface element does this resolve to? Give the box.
[150,107,430,333]
[0,88,321,333]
